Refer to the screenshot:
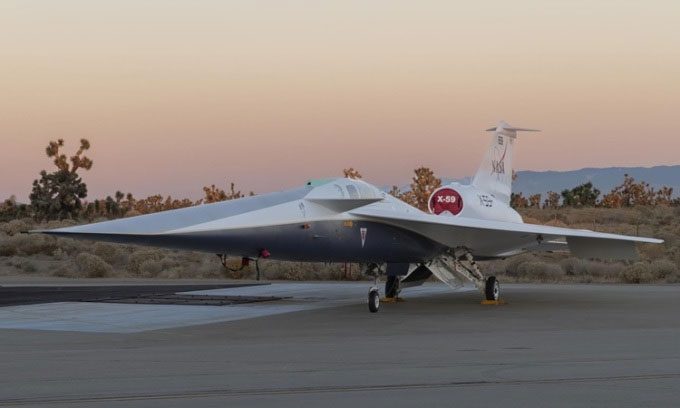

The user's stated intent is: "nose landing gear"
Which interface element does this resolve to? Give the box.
[362,263,383,313]
[368,287,380,313]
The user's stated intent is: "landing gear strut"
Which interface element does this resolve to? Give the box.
[385,275,401,299]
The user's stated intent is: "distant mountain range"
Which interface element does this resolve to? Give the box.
[510,166,680,197]
[449,165,680,197]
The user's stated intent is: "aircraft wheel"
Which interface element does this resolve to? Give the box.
[385,275,400,298]
[485,276,500,301]
[368,288,380,313]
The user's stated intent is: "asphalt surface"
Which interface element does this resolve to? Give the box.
[0,283,258,307]
[1,282,679,407]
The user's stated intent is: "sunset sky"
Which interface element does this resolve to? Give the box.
[2,0,679,201]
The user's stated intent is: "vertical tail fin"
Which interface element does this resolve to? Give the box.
[471,121,539,204]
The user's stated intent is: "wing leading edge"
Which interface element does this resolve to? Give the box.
[350,207,661,260]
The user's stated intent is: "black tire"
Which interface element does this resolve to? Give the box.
[368,289,380,313]
[385,275,400,298]
[485,276,500,301]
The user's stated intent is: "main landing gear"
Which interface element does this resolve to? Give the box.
[361,250,501,313]
[485,276,500,302]
[433,249,501,302]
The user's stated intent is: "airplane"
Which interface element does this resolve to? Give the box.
[35,122,663,312]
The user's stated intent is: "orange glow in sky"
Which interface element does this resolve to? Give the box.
[2,1,679,200]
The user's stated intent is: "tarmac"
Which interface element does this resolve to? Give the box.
[0,280,679,407]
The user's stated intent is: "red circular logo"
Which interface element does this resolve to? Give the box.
[428,188,464,215]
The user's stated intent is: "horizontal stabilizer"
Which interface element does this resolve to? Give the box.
[485,126,540,132]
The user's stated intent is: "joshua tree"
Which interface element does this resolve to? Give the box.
[543,191,561,209]
[30,139,93,220]
[202,181,252,204]
[343,168,363,180]
[399,167,441,211]
[601,174,668,208]
[561,182,600,207]
[510,192,529,209]
[528,194,542,208]
[387,185,402,198]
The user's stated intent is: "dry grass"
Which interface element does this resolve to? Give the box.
[75,253,113,278]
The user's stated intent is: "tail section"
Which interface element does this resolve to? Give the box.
[471,121,539,204]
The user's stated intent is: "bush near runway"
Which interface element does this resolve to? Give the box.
[0,205,679,284]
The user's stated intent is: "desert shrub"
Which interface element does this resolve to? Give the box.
[182,251,209,264]
[622,260,676,284]
[653,230,677,248]
[51,248,67,261]
[17,259,37,273]
[153,260,223,279]
[53,237,83,256]
[139,260,163,277]
[92,242,124,265]
[43,219,77,229]
[195,260,227,279]
[560,258,588,276]
[156,266,183,279]
[543,218,569,228]
[5,234,58,256]
[75,253,113,278]
[265,262,316,281]
[638,243,667,260]
[0,241,17,257]
[650,259,677,281]
[1,219,33,236]
[557,258,623,281]
[622,262,654,284]
[502,253,539,278]
[515,261,563,282]
[262,262,357,281]
[126,249,164,274]
[521,216,542,225]
[664,269,680,283]
[51,263,75,278]
[583,261,626,281]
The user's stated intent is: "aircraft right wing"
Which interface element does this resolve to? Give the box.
[350,207,662,260]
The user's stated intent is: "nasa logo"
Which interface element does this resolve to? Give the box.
[491,139,508,176]
[428,188,464,215]
[491,159,505,174]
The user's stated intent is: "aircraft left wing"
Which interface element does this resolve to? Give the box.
[350,207,662,260]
